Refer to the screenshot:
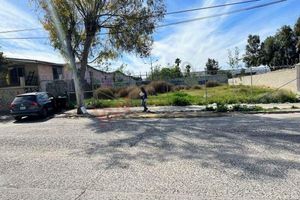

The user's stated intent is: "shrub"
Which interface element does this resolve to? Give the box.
[216,103,229,112]
[171,92,192,106]
[128,86,141,99]
[173,85,185,91]
[256,90,298,103]
[232,104,263,112]
[145,85,156,95]
[94,88,115,99]
[149,81,173,93]
[117,87,129,98]
[205,81,221,88]
[192,85,202,90]
[116,86,137,98]
[85,98,107,108]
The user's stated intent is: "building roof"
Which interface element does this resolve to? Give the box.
[6,58,64,66]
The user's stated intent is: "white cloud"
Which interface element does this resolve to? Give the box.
[122,0,299,74]
[0,0,63,63]
[0,0,298,74]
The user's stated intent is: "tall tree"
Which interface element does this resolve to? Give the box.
[185,64,191,77]
[275,25,297,65]
[243,35,262,68]
[33,0,165,113]
[294,17,300,61]
[173,58,182,78]
[0,51,8,86]
[261,36,277,67]
[227,47,241,76]
[206,58,220,75]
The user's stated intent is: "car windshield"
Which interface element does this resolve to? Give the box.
[13,95,36,104]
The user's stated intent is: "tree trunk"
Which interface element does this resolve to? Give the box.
[78,32,95,112]
[65,36,86,114]
[69,55,85,114]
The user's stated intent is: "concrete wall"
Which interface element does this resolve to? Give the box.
[229,67,299,93]
[38,65,54,92]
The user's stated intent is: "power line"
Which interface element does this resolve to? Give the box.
[0,36,48,40]
[158,0,287,28]
[166,0,263,15]
[0,0,287,40]
[0,28,43,34]
[0,0,263,35]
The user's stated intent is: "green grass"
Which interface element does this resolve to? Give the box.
[85,85,299,108]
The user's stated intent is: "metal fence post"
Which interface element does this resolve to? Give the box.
[297,63,300,93]
[205,68,208,104]
[250,66,253,103]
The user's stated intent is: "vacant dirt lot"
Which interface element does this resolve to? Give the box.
[0,114,300,200]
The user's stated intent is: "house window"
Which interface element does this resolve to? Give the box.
[9,67,24,86]
[53,67,63,80]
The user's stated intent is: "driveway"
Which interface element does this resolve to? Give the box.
[0,114,300,199]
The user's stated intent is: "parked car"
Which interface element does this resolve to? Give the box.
[10,92,55,121]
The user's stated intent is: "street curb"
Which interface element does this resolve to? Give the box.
[55,109,300,120]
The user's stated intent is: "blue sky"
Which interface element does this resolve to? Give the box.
[0,0,299,75]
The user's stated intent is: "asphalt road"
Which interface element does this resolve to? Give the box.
[0,113,300,200]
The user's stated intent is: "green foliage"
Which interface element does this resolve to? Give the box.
[206,58,220,75]
[148,58,183,80]
[0,51,8,85]
[227,47,241,78]
[295,17,300,53]
[255,90,298,103]
[148,81,173,93]
[215,103,229,112]
[232,104,263,112]
[85,85,299,109]
[243,35,262,68]
[171,92,192,106]
[185,65,191,77]
[246,17,300,69]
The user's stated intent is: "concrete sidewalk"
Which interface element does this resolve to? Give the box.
[61,103,300,119]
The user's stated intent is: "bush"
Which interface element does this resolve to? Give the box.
[173,85,193,91]
[173,85,185,91]
[232,104,263,112]
[216,103,229,112]
[85,98,106,108]
[94,88,115,99]
[127,87,141,99]
[145,85,156,96]
[192,85,202,90]
[205,81,221,88]
[149,81,173,93]
[117,87,129,98]
[171,92,192,106]
[256,90,298,103]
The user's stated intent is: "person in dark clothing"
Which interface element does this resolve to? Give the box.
[140,87,148,112]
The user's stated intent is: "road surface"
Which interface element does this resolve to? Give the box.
[0,113,300,199]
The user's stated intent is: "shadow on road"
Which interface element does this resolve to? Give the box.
[13,115,55,124]
[83,114,300,180]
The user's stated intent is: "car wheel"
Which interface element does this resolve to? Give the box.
[40,108,48,118]
[14,116,22,121]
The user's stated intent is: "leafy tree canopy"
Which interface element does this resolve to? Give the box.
[206,58,220,75]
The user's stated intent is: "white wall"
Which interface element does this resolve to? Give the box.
[229,67,299,93]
